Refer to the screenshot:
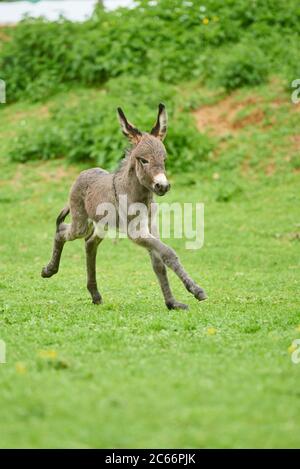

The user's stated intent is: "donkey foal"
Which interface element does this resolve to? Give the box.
[41,104,207,310]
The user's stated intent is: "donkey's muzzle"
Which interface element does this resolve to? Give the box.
[153,181,170,196]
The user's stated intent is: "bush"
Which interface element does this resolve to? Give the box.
[1,0,299,103]
[215,43,269,91]
[9,76,214,173]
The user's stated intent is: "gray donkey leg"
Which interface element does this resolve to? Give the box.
[41,207,69,278]
[41,205,92,278]
[148,217,188,309]
[150,251,188,310]
[85,231,103,304]
[134,235,207,303]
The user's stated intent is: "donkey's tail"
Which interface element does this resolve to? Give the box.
[56,206,70,230]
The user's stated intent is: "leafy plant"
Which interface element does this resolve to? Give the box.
[9,76,214,173]
[0,0,299,103]
[214,43,269,91]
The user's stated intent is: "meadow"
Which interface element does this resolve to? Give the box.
[0,0,300,448]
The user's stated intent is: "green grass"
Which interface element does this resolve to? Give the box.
[0,83,300,448]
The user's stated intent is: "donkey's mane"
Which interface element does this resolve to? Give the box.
[113,147,133,174]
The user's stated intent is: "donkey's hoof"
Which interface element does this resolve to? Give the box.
[92,295,103,305]
[194,287,207,301]
[41,266,57,278]
[166,301,189,310]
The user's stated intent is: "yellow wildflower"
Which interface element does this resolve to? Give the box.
[16,362,27,374]
[207,327,217,336]
[38,349,57,360]
[202,18,209,25]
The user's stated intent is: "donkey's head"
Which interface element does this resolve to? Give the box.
[117,104,170,196]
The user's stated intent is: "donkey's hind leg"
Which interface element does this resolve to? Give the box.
[85,231,104,305]
[41,204,92,278]
[41,206,70,278]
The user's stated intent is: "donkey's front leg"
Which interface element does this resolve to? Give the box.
[150,251,188,310]
[162,243,207,301]
[85,232,103,305]
[135,235,207,302]
[148,211,187,309]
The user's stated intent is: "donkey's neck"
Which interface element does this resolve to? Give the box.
[114,152,152,205]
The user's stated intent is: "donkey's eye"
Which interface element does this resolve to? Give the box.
[138,158,149,165]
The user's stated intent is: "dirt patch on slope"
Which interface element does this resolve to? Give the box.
[290,135,300,151]
[193,93,282,136]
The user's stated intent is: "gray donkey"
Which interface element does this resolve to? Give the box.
[41,104,207,310]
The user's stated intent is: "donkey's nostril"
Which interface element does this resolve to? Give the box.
[154,182,170,195]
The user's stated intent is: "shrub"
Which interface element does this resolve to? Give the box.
[215,43,269,91]
[1,0,299,103]
[9,76,214,173]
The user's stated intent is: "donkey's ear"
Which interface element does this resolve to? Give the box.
[117,107,142,144]
[150,103,168,141]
